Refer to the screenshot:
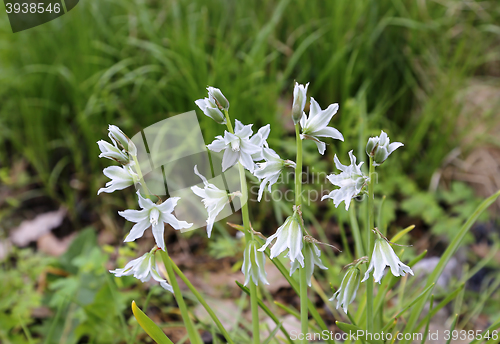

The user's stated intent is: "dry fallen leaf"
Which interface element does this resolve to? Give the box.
[194,298,240,331]
[10,208,66,247]
[37,232,75,256]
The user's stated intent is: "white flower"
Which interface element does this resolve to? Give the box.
[362,238,414,284]
[207,120,262,172]
[98,165,139,195]
[110,251,173,293]
[250,124,271,161]
[254,148,295,202]
[195,90,227,124]
[292,82,309,124]
[366,130,403,166]
[299,98,344,154]
[330,266,361,313]
[191,165,234,238]
[322,150,368,210]
[289,241,327,286]
[119,192,192,250]
[242,240,269,286]
[97,139,130,165]
[258,215,304,265]
[108,125,137,156]
[207,86,229,111]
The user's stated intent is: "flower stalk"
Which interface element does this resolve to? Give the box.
[295,123,308,344]
[366,156,375,333]
[160,248,202,344]
[223,109,260,344]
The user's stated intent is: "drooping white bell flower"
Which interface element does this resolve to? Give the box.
[119,192,192,250]
[362,238,414,284]
[250,124,271,161]
[98,165,139,195]
[110,250,173,293]
[242,240,269,286]
[292,82,309,124]
[195,90,227,124]
[258,215,304,266]
[207,119,262,172]
[299,98,344,154]
[366,130,404,166]
[289,241,327,286]
[254,148,295,202]
[108,125,137,156]
[322,150,368,210]
[191,165,236,238]
[330,265,361,313]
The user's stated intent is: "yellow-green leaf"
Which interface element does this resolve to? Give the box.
[131,301,174,344]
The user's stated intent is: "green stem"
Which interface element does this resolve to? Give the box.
[160,250,202,344]
[132,154,156,200]
[366,156,375,333]
[294,124,303,207]
[294,124,308,343]
[169,257,235,344]
[224,109,260,344]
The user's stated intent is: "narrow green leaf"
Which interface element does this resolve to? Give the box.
[420,295,434,344]
[336,321,384,344]
[391,225,415,243]
[262,321,283,344]
[236,281,294,344]
[381,284,434,332]
[402,190,500,342]
[445,314,459,344]
[170,258,235,344]
[274,301,300,319]
[415,284,464,331]
[131,301,174,344]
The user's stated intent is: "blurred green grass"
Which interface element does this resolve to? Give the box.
[1,0,499,216]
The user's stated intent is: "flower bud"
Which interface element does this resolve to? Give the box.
[207,86,229,111]
[195,95,226,124]
[365,137,378,156]
[97,140,130,165]
[108,125,137,156]
[330,265,361,313]
[291,82,309,124]
[365,130,404,166]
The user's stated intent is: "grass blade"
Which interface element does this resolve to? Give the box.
[170,258,235,344]
[402,190,500,341]
[131,301,174,344]
[235,281,294,344]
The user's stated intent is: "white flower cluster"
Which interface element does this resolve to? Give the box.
[98,125,192,292]
[100,82,413,311]
[322,150,368,210]
[194,84,340,286]
[320,123,409,314]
